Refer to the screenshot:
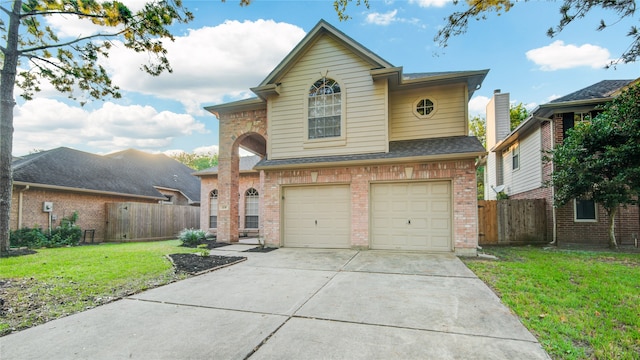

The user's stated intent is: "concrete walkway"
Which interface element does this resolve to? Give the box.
[0,248,550,359]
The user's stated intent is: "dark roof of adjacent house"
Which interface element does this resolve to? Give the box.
[254,136,485,170]
[549,80,634,103]
[193,155,262,176]
[13,147,201,203]
[492,78,636,152]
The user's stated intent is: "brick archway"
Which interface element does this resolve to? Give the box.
[216,109,267,243]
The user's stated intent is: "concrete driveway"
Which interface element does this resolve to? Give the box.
[0,247,550,359]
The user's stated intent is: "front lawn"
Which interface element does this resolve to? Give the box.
[463,246,640,360]
[0,240,200,336]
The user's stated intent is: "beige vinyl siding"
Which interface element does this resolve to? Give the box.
[510,129,542,195]
[389,83,467,141]
[269,35,388,160]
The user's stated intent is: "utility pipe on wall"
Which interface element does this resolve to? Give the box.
[17,185,30,228]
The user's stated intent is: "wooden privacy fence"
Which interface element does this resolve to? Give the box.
[105,202,200,242]
[478,199,547,245]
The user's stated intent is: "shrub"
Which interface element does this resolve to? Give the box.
[49,223,82,247]
[9,212,82,248]
[178,228,206,247]
[10,227,47,248]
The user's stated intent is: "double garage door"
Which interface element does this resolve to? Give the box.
[283,182,452,252]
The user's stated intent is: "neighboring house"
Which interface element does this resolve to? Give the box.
[11,147,201,242]
[485,80,640,246]
[203,20,488,255]
[194,155,262,237]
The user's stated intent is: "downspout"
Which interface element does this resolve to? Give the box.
[549,118,557,245]
[18,185,29,228]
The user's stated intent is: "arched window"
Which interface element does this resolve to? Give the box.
[308,77,341,139]
[209,190,218,228]
[244,188,259,229]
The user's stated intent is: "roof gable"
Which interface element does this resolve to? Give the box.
[251,19,393,96]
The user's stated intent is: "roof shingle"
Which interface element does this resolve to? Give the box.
[13,147,201,203]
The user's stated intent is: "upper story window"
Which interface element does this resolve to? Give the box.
[512,143,520,171]
[413,97,437,119]
[308,77,341,139]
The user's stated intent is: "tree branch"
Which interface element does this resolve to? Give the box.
[19,29,127,55]
[0,4,11,16]
[20,9,108,20]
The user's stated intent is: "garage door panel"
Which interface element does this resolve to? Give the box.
[371,181,452,252]
[284,185,350,249]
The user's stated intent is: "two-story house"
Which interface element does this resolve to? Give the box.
[485,80,639,246]
[203,20,488,255]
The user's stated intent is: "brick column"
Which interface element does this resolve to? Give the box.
[217,123,240,243]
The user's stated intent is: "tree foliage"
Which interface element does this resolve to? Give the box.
[0,0,200,253]
[509,102,528,130]
[169,151,219,171]
[436,0,639,67]
[547,82,640,247]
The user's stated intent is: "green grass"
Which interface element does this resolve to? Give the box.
[463,246,640,360]
[0,240,199,336]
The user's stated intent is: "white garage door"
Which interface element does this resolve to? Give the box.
[283,185,350,248]
[371,181,452,252]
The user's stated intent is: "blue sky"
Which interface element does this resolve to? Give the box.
[11,0,639,156]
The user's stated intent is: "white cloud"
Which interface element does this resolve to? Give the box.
[366,10,398,26]
[526,40,612,71]
[469,95,491,117]
[98,19,306,115]
[13,99,206,156]
[409,0,452,8]
[547,94,561,102]
[193,145,220,155]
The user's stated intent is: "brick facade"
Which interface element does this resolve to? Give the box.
[10,185,157,243]
[199,172,263,237]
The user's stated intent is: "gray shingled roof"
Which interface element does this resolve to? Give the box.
[550,80,634,103]
[255,136,485,169]
[13,147,201,203]
[193,155,262,176]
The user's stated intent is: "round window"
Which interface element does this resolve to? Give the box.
[413,97,437,119]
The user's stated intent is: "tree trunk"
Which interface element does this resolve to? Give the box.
[0,0,22,254]
[606,206,618,249]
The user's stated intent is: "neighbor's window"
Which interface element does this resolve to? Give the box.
[209,190,218,228]
[245,188,259,229]
[574,198,596,221]
[413,97,437,119]
[308,77,341,139]
[512,143,520,171]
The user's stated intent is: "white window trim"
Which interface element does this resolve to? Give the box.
[574,198,597,222]
[511,143,520,171]
[412,97,438,119]
[303,74,347,148]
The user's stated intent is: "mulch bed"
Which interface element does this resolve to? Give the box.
[167,253,246,275]
[243,246,278,253]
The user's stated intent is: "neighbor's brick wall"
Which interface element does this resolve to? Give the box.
[555,203,639,246]
[10,186,157,243]
[199,172,262,237]
[261,159,478,253]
